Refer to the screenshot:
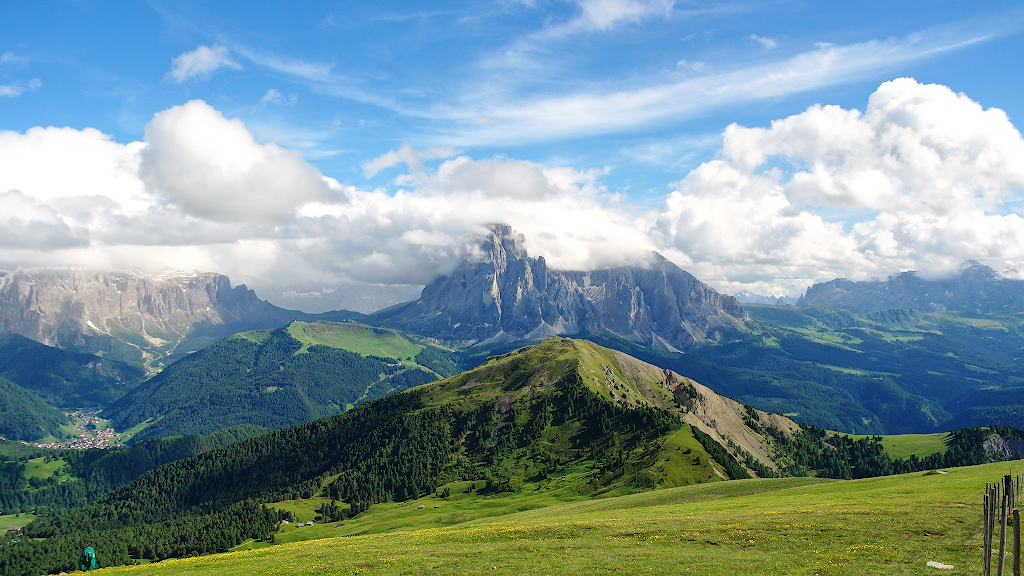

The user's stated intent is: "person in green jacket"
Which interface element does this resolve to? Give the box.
[79,547,96,571]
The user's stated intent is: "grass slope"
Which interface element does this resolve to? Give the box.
[844,432,949,460]
[103,461,1007,576]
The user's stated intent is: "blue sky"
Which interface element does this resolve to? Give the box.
[2,0,1024,300]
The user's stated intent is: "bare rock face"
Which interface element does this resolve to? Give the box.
[797,261,1024,314]
[0,269,306,360]
[375,225,747,350]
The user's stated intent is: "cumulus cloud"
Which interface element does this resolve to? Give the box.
[139,100,335,222]
[654,78,1024,295]
[166,45,242,83]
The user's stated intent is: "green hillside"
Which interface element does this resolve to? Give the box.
[585,305,1024,434]
[0,425,266,515]
[3,339,1019,575]
[0,333,144,409]
[0,377,69,441]
[101,321,457,440]
[101,460,1007,576]
[0,339,740,574]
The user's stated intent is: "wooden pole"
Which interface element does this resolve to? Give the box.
[1001,493,1009,576]
[1014,508,1021,576]
[987,492,993,576]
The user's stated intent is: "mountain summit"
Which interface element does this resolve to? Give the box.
[373,225,746,350]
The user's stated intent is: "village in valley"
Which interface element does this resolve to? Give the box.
[28,412,120,450]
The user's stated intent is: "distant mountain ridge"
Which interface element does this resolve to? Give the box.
[371,224,746,351]
[0,268,361,366]
[797,261,1024,314]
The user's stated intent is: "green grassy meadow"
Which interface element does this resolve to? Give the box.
[287,322,423,359]
[23,456,66,480]
[0,513,35,531]
[99,460,1015,576]
[844,432,950,460]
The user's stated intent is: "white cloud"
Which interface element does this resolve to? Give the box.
[653,78,1024,295]
[260,89,297,106]
[0,78,41,97]
[0,190,88,249]
[362,142,459,178]
[166,45,242,83]
[139,100,336,222]
[0,51,28,65]
[749,34,777,50]
[568,0,675,32]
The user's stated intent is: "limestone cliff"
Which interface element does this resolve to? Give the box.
[0,269,337,364]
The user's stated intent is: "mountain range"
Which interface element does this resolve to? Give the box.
[797,261,1024,313]
[4,225,1024,442]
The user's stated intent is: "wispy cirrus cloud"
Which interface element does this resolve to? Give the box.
[0,78,41,97]
[436,28,995,145]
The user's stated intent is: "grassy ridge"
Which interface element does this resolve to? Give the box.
[102,461,1006,575]
[286,322,423,359]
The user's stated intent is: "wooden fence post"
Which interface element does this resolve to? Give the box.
[987,491,993,576]
[1001,493,1009,576]
[1013,508,1020,576]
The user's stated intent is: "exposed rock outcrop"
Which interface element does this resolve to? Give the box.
[373,225,747,350]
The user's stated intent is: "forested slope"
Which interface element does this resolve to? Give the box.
[0,334,143,409]
[0,377,68,441]
[102,321,456,440]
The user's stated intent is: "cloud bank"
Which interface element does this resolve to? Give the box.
[1,79,1022,300]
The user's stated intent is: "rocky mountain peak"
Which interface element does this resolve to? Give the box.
[375,225,747,350]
